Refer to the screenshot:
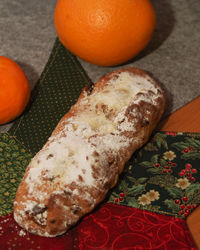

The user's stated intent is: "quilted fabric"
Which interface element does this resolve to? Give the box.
[0,38,197,249]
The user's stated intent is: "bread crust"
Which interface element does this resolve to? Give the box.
[13,67,166,237]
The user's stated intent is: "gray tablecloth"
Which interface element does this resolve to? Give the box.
[0,0,200,133]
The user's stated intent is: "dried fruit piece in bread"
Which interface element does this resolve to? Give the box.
[13,67,166,237]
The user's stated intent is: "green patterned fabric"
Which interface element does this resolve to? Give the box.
[0,133,32,216]
[109,132,200,218]
[9,38,91,155]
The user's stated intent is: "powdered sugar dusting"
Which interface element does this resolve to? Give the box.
[27,133,96,191]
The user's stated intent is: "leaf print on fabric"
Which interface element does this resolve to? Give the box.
[181,150,200,160]
[171,142,189,151]
[185,137,200,148]
[164,199,180,213]
[185,183,200,203]
[185,183,200,194]
[137,177,148,184]
[151,154,159,164]
[128,185,145,196]
[148,175,176,188]
[125,198,139,208]
[166,187,183,199]
[154,133,168,149]
[143,142,158,152]
[172,137,200,160]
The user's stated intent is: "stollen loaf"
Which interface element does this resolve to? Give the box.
[14,67,166,237]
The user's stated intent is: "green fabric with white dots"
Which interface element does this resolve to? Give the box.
[8,38,91,155]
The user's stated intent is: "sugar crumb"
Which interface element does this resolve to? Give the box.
[19,229,26,236]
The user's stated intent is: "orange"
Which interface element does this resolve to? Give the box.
[54,0,156,66]
[0,56,30,125]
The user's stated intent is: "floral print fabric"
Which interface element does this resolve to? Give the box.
[109,132,200,218]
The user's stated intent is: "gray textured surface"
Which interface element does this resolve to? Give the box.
[0,0,200,133]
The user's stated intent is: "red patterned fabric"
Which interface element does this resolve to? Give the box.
[78,203,196,250]
[0,204,196,250]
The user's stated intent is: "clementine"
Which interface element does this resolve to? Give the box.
[0,56,30,125]
[54,0,156,66]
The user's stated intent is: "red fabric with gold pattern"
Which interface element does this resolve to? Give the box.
[0,203,196,249]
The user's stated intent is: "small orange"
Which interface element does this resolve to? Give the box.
[0,56,30,125]
[54,0,156,66]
